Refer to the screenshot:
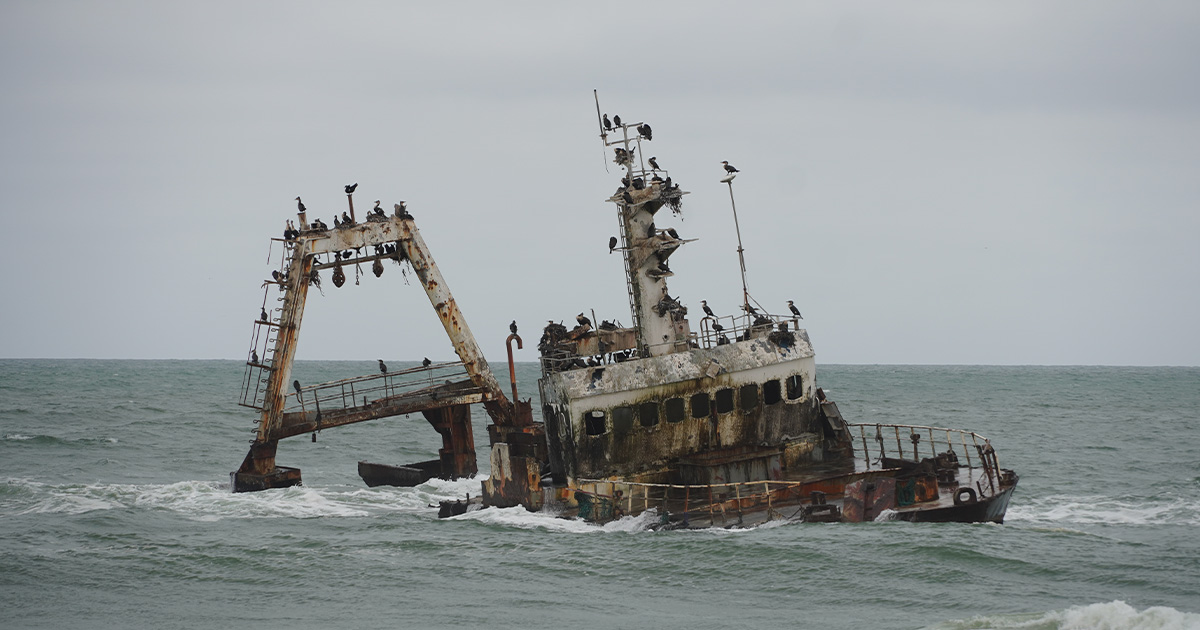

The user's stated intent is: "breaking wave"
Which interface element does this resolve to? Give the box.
[1007,494,1200,526]
[922,600,1200,630]
[452,503,661,534]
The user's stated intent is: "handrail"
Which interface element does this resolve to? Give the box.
[283,361,474,414]
[844,422,994,469]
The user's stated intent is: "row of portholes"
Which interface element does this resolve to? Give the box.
[580,374,806,436]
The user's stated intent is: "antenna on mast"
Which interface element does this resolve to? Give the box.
[722,171,751,311]
[594,90,609,173]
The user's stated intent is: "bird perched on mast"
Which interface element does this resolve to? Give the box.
[788,300,803,319]
[345,183,358,194]
[612,114,622,127]
[602,114,612,131]
[295,197,306,212]
[701,300,715,318]
[648,156,661,171]
[638,123,652,141]
[722,161,740,174]
[510,320,518,335]
[609,236,618,254]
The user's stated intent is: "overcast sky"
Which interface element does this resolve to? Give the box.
[1,2,1196,366]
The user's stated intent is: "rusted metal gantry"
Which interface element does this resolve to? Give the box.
[232,206,536,494]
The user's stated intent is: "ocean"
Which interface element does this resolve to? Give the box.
[2,360,1198,629]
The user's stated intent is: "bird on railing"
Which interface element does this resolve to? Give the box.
[608,236,618,254]
[648,156,661,171]
[260,308,269,322]
[378,359,387,374]
[788,300,803,319]
[251,350,258,363]
[422,357,432,368]
[701,300,715,318]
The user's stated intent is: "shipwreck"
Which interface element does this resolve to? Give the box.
[231,102,1018,527]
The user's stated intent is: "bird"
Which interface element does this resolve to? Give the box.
[609,236,618,254]
[378,359,387,374]
[510,320,518,334]
[345,183,358,194]
[602,114,612,131]
[333,215,342,228]
[646,223,656,238]
[722,161,740,173]
[712,322,724,332]
[422,357,432,368]
[788,300,803,319]
[260,308,269,321]
[702,300,715,318]
[373,200,381,213]
[295,197,306,212]
[666,227,680,240]
[612,114,622,127]
[576,313,592,328]
[743,303,759,315]
[631,177,645,190]
[251,350,259,363]
[622,191,635,205]
[638,123,652,141]
[648,156,660,171]
[271,270,282,282]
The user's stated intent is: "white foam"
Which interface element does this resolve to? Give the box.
[1008,495,1200,526]
[924,601,1200,630]
[453,504,660,534]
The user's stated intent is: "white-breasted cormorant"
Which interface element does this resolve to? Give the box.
[422,357,432,368]
[638,124,652,141]
[665,227,680,240]
[702,300,715,318]
[296,197,306,212]
[378,359,387,374]
[722,161,740,173]
[788,300,802,319]
[576,313,592,328]
[648,156,660,171]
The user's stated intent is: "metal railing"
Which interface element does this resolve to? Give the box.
[696,312,802,349]
[283,361,476,415]
[845,422,996,470]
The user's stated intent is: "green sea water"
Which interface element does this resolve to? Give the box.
[2,360,1198,629]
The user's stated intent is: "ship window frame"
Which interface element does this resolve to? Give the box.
[612,406,635,434]
[665,397,686,423]
[739,383,759,412]
[763,379,782,405]
[690,392,711,419]
[786,374,804,400]
[584,410,607,436]
[639,401,659,428]
[715,388,735,414]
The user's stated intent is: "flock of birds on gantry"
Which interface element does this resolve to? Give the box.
[283,183,413,241]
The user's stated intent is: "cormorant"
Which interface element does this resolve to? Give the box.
[712,322,724,332]
[663,176,672,189]
[621,176,630,188]
[612,114,622,127]
[638,123,652,141]
[609,236,618,254]
[378,359,387,374]
[622,191,635,205]
[510,320,518,334]
[718,334,730,346]
[260,308,269,321]
[631,177,645,190]
[648,156,660,171]
[422,357,432,368]
[271,270,282,282]
[333,215,342,228]
[576,313,592,328]
[251,350,259,363]
[701,300,715,318]
[373,200,381,213]
[788,300,803,319]
[296,197,306,212]
[743,303,759,315]
[345,183,358,194]
[647,223,656,238]
[293,380,302,395]
[665,227,680,240]
[722,161,740,173]
[602,114,612,131]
